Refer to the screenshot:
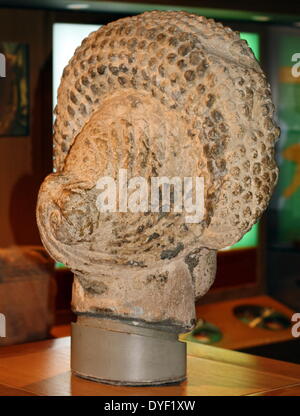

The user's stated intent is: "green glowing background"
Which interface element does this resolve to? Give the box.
[227,32,260,250]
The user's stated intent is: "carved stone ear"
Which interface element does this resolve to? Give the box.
[36,172,98,269]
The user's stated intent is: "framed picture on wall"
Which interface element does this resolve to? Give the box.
[0,42,29,136]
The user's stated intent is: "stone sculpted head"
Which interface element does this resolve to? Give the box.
[37,11,279,342]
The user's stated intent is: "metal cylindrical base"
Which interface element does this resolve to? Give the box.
[71,316,187,386]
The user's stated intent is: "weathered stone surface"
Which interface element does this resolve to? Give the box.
[37,11,279,332]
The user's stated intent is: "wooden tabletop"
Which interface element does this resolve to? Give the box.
[0,337,299,396]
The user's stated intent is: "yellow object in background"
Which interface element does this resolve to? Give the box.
[283,143,300,198]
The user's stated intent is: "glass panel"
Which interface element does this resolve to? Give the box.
[274,33,300,245]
